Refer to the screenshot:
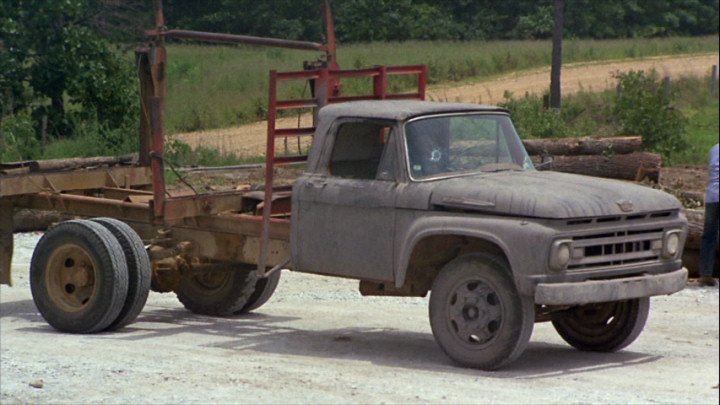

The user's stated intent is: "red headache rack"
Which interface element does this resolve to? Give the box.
[257,64,428,274]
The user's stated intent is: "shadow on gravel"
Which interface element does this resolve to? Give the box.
[510,342,662,379]
[0,299,39,321]
[7,304,662,377]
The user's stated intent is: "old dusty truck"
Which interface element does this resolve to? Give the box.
[0,2,688,370]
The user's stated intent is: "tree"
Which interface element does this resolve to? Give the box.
[0,0,137,139]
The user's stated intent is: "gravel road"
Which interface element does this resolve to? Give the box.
[1,233,719,404]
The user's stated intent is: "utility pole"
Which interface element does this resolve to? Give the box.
[550,0,564,109]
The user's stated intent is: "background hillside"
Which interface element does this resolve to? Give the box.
[1,0,718,165]
[163,0,719,42]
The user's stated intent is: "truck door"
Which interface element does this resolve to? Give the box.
[292,120,399,281]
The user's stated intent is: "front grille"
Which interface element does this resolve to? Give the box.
[566,210,674,226]
[568,228,663,270]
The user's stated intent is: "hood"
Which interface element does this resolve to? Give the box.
[428,171,681,219]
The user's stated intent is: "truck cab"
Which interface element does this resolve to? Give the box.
[291,100,688,369]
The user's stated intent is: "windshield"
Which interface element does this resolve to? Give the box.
[404,113,533,180]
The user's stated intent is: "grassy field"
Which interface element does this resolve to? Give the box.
[503,73,718,166]
[671,101,720,165]
[163,35,719,134]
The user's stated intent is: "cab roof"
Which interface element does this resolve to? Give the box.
[318,100,509,122]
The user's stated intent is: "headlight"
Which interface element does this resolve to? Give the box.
[549,240,573,271]
[663,230,682,258]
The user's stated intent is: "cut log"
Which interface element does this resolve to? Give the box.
[522,136,642,156]
[27,154,137,172]
[534,151,662,182]
[685,208,705,251]
[12,209,71,232]
[682,249,720,278]
[681,208,719,277]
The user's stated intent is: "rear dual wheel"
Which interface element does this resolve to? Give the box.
[90,218,151,331]
[31,220,128,333]
[175,265,281,316]
[30,219,151,333]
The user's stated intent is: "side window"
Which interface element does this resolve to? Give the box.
[330,122,396,180]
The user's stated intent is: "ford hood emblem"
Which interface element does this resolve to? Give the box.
[616,199,634,212]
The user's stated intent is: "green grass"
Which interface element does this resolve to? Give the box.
[669,101,720,165]
[162,35,719,134]
[9,36,712,165]
[503,73,718,165]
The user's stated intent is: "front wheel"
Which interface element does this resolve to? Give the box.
[429,253,534,370]
[551,298,649,352]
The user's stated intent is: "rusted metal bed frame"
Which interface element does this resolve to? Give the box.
[0,0,426,287]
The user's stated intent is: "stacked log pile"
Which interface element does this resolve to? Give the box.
[683,208,719,277]
[524,136,662,182]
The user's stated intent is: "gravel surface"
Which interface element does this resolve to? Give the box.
[1,233,719,404]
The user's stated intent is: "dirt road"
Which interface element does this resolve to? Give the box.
[2,233,718,404]
[175,53,719,158]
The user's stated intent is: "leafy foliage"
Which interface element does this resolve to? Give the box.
[162,0,718,43]
[499,92,606,139]
[1,0,138,160]
[501,71,715,163]
[612,70,688,157]
[0,112,39,161]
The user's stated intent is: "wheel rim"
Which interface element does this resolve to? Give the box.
[561,301,630,341]
[186,271,232,297]
[446,278,504,348]
[45,244,98,313]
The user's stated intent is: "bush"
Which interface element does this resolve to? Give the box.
[1,113,41,161]
[499,93,600,139]
[165,138,260,167]
[612,70,687,158]
[42,118,137,159]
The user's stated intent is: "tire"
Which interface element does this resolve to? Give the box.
[551,298,650,352]
[91,218,151,331]
[236,269,281,314]
[429,253,534,370]
[30,220,129,333]
[175,266,258,316]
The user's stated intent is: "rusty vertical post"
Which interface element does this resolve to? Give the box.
[323,0,337,70]
[313,68,330,126]
[149,0,167,218]
[136,49,153,166]
[257,70,279,274]
[418,65,427,100]
[0,199,13,286]
[323,0,341,96]
[373,66,388,99]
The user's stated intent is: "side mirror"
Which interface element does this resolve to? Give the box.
[535,154,554,170]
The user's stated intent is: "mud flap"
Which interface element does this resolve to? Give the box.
[0,200,13,286]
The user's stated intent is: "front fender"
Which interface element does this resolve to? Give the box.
[394,213,556,296]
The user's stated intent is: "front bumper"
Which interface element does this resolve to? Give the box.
[534,268,688,305]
